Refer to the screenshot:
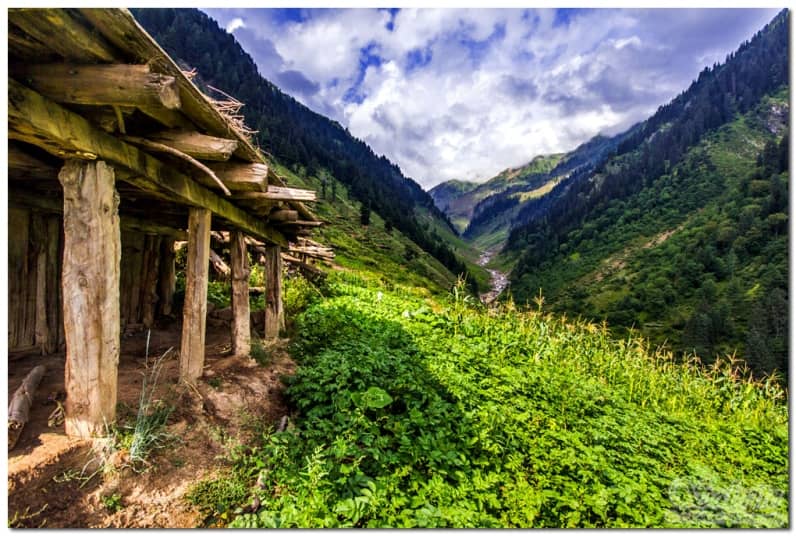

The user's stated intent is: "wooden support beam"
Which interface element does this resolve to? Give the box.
[203,162,269,192]
[140,235,161,329]
[180,208,211,384]
[148,130,238,162]
[269,209,298,223]
[158,238,177,317]
[234,185,317,202]
[59,160,120,438]
[14,64,181,110]
[8,78,287,247]
[230,231,251,357]
[78,8,263,162]
[10,9,118,63]
[264,245,285,340]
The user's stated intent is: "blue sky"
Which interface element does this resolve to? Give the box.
[203,8,779,189]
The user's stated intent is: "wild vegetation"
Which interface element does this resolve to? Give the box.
[186,273,787,528]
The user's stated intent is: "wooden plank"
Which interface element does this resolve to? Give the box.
[234,185,316,202]
[205,162,269,192]
[8,79,287,247]
[59,160,120,438]
[230,231,251,357]
[277,220,324,227]
[180,208,211,384]
[8,208,30,350]
[10,8,118,63]
[148,130,237,162]
[264,245,284,340]
[14,64,181,110]
[77,8,263,162]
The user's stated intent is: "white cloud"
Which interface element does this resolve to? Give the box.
[203,8,780,189]
[225,17,245,34]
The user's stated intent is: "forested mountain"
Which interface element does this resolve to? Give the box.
[504,10,789,375]
[132,8,473,286]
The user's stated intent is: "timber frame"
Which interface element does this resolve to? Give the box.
[7,8,327,438]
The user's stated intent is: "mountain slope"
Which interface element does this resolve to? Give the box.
[429,154,562,235]
[132,8,475,289]
[505,10,789,375]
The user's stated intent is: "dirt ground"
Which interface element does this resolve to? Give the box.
[7,322,296,528]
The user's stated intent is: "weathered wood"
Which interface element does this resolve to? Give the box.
[209,248,231,278]
[277,220,324,227]
[148,130,238,162]
[120,218,188,241]
[8,208,31,350]
[269,210,299,223]
[122,135,232,195]
[10,9,118,63]
[78,8,263,162]
[180,208,211,383]
[158,238,177,317]
[8,364,47,450]
[122,232,145,327]
[8,79,287,247]
[32,213,51,355]
[59,160,120,438]
[15,64,181,110]
[141,235,161,328]
[8,143,57,181]
[230,231,251,357]
[44,216,62,354]
[234,186,317,202]
[204,162,269,192]
[264,245,285,340]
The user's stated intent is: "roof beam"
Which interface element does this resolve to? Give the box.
[8,78,287,247]
[13,63,181,111]
[148,130,238,161]
[234,185,317,202]
[9,9,118,63]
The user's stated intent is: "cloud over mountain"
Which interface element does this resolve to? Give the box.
[203,8,778,188]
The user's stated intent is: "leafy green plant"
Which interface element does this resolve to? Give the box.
[250,338,270,367]
[101,493,124,513]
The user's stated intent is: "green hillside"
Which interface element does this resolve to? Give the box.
[510,90,788,375]
[189,275,788,528]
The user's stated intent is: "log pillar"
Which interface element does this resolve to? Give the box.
[230,231,251,356]
[158,237,176,317]
[59,160,121,438]
[264,244,284,340]
[180,208,211,383]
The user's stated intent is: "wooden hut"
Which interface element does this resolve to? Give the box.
[7,8,322,438]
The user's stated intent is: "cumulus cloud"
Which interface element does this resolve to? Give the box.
[225,17,245,34]
[203,8,779,189]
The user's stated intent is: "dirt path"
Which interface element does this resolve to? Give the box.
[477,249,510,303]
[8,326,296,528]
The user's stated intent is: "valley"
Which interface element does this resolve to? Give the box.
[7,7,788,530]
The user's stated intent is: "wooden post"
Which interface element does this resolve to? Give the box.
[230,231,251,357]
[59,160,120,438]
[45,215,62,353]
[158,238,176,317]
[140,235,161,328]
[180,208,211,383]
[264,244,285,340]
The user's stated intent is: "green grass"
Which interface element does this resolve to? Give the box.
[191,275,787,528]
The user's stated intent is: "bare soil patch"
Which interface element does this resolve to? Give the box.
[8,324,295,528]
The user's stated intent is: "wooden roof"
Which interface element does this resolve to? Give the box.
[8,8,320,245]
